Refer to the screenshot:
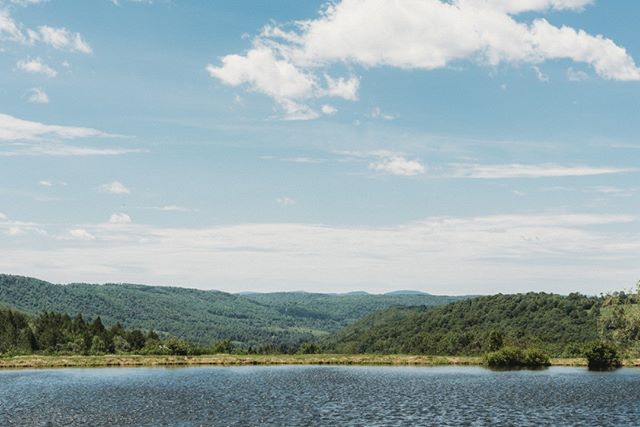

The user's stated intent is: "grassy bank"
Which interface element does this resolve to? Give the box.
[0,354,480,369]
[3,354,639,369]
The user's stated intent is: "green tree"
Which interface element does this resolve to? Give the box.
[90,335,107,354]
[585,342,621,370]
[487,330,504,351]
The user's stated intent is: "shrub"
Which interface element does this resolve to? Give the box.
[584,342,622,370]
[297,342,320,355]
[211,339,233,354]
[485,346,550,369]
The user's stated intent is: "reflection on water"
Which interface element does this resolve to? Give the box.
[1,365,639,426]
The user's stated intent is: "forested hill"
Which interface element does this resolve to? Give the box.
[331,292,602,356]
[0,274,464,348]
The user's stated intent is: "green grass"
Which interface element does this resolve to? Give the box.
[3,353,637,369]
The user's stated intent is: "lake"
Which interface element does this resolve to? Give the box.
[1,365,639,426]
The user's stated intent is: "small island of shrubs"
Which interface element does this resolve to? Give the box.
[584,341,622,370]
[484,347,551,369]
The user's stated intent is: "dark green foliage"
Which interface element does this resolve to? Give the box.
[332,292,601,356]
[0,274,463,347]
[0,307,157,356]
[297,342,320,354]
[210,339,233,354]
[487,330,504,351]
[484,347,550,369]
[584,342,622,370]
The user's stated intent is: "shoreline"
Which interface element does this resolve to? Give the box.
[3,354,638,369]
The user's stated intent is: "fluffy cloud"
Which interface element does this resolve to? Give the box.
[207,0,639,118]
[1,8,91,53]
[109,213,132,224]
[31,26,92,54]
[207,47,315,100]
[16,58,56,77]
[0,9,23,42]
[321,104,337,115]
[68,228,95,240]
[100,181,130,194]
[369,155,426,176]
[27,88,49,104]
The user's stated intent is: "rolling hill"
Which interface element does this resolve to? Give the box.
[331,292,602,356]
[0,274,464,347]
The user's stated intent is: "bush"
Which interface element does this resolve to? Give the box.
[584,342,622,370]
[297,342,320,355]
[164,337,193,356]
[485,346,550,369]
[211,339,233,354]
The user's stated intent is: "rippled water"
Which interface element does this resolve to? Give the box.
[1,365,639,426]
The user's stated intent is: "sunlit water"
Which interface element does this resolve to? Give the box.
[0,365,639,426]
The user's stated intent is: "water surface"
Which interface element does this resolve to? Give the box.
[1,365,638,426]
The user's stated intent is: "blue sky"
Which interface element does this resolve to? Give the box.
[0,0,639,294]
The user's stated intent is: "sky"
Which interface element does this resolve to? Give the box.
[0,0,639,295]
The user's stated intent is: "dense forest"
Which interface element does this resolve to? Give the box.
[2,274,638,358]
[0,307,233,356]
[330,292,603,356]
[0,274,463,348]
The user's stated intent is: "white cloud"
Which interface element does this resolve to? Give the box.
[368,151,425,176]
[321,104,337,115]
[207,46,316,100]
[0,213,47,237]
[1,9,91,54]
[38,180,52,187]
[278,98,320,121]
[16,58,57,77]
[158,205,190,212]
[533,66,549,82]
[109,212,132,224]
[27,88,49,104]
[0,9,24,42]
[0,113,111,141]
[100,181,130,194]
[590,186,634,197]
[0,144,140,157]
[1,212,638,294]
[567,67,589,81]
[31,26,92,54]
[449,163,637,179]
[474,0,595,14]
[207,0,639,118]
[68,228,95,240]
[9,0,49,6]
[276,196,296,206]
[323,75,359,101]
[371,106,396,121]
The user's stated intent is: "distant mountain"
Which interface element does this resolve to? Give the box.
[331,292,601,356]
[0,274,465,348]
[384,290,429,296]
